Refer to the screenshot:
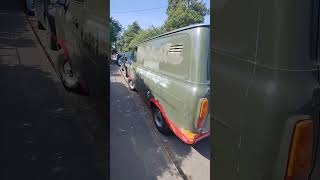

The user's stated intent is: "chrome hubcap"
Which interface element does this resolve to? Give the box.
[63,62,73,77]
[129,81,134,88]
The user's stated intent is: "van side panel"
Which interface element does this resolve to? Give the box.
[213,0,316,179]
[134,32,192,130]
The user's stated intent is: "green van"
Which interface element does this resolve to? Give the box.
[129,24,210,144]
[213,0,320,179]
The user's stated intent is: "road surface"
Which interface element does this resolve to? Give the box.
[0,1,107,179]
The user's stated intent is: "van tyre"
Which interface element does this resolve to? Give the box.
[128,79,135,91]
[57,54,80,90]
[153,106,171,135]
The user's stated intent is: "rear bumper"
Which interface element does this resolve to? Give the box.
[194,131,210,143]
[150,98,210,144]
[179,129,210,144]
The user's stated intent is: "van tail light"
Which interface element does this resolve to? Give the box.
[196,98,208,129]
[286,120,313,180]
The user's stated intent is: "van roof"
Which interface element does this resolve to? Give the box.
[136,24,210,46]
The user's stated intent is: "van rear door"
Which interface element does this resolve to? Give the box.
[199,35,210,134]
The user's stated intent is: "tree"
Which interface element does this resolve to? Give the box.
[110,17,122,49]
[164,0,209,31]
[117,0,209,51]
[130,26,166,48]
[118,21,141,51]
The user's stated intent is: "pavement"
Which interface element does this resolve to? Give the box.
[110,63,210,180]
[0,1,106,180]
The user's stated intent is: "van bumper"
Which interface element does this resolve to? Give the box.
[179,129,210,144]
[150,98,210,144]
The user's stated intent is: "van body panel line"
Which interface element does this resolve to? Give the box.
[149,98,210,144]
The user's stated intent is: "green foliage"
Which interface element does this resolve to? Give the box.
[118,21,141,51]
[129,26,167,48]
[110,17,122,47]
[117,0,209,51]
[164,0,209,31]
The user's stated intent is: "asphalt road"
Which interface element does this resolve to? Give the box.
[110,63,210,180]
[0,1,106,180]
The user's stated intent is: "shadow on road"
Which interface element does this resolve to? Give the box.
[0,1,108,179]
[193,137,210,159]
[110,66,183,179]
[0,2,36,49]
[0,64,105,180]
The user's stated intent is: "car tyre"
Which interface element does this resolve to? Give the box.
[153,106,171,135]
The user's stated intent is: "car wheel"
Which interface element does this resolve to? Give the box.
[153,106,171,135]
[44,16,58,50]
[128,79,135,91]
[57,54,79,90]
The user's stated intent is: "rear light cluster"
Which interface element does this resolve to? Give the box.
[196,98,208,129]
[286,120,314,180]
[181,129,197,141]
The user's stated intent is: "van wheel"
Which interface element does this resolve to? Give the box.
[57,54,79,90]
[128,79,135,91]
[153,106,171,135]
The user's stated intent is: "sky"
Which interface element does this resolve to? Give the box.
[110,0,210,30]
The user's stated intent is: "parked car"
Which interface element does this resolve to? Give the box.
[24,0,35,15]
[116,53,124,67]
[212,0,319,179]
[128,24,210,144]
[51,0,108,113]
[34,0,58,50]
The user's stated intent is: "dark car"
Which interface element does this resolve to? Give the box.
[116,53,124,66]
